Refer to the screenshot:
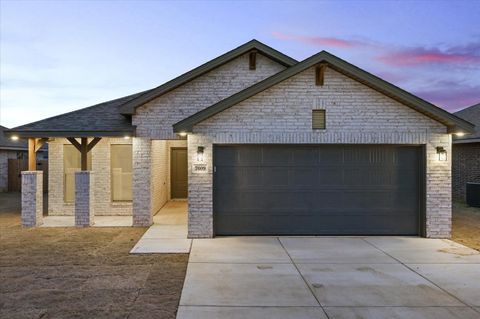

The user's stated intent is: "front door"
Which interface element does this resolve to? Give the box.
[171,148,188,198]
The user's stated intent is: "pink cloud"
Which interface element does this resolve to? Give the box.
[377,44,480,66]
[272,31,364,48]
[413,81,480,111]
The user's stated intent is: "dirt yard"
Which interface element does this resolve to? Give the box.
[452,201,480,251]
[0,193,188,319]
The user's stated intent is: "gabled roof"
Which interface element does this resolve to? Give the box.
[119,39,298,115]
[5,91,151,138]
[454,103,480,143]
[0,125,27,150]
[173,51,475,134]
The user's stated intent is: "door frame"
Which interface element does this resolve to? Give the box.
[170,147,188,199]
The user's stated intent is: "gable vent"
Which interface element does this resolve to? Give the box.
[312,110,326,129]
[249,50,257,70]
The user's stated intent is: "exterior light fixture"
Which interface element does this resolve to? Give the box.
[436,146,447,161]
[454,132,465,137]
[178,132,187,137]
[197,146,204,162]
[11,135,19,141]
[124,135,131,140]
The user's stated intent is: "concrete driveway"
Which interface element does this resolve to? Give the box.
[177,237,480,319]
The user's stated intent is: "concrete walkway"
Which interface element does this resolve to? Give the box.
[130,201,191,254]
[177,236,480,319]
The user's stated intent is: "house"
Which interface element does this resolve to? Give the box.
[0,125,47,192]
[453,103,480,201]
[5,40,475,238]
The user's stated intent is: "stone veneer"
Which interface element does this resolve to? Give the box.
[48,138,132,216]
[75,171,94,227]
[21,171,43,227]
[188,67,452,238]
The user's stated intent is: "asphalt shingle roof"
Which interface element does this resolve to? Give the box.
[454,103,480,143]
[7,91,151,138]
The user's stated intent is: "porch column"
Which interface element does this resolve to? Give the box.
[21,137,47,227]
[132,137,153,226]
[75,171,94,227]
[21,171,43,227]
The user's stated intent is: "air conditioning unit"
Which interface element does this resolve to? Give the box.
[466,183,480,208]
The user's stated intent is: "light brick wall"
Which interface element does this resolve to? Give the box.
[21,171,43,227]
[48,138,132,216]
[189,67,451,238]
[75,171,94,227]
[133,53,286,140]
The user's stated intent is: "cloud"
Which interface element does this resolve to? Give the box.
[413,81,480,110]
[272,31,366,48]
[377,41,480,66]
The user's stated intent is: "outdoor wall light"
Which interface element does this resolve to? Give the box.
[197,146,205,162]
[436,146,447,161]
[10,135,19,141]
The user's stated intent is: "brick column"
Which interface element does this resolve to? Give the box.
[132,137,153,226]
[21,171,43,227]
[75,171,94,227]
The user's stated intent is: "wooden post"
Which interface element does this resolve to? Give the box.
[28,138,36,171]
[80,137,88,171]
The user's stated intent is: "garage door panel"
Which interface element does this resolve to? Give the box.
[214,145,422,235]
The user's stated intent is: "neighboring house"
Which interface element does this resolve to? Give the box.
[453,103,480,201]
[0,125,48,192]
[0,125,28,192]
[6,40,474,238]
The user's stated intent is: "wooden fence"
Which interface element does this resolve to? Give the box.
[7,159,48,192]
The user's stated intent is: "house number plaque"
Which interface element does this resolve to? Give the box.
[192,163,208,174]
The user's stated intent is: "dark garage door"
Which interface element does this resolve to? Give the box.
[213,145,423,236]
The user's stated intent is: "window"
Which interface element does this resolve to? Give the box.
[111,144,132,202]
[312,110,326,129]
[63,145,91,202]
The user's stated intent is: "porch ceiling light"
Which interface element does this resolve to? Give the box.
[10,135,19,141]
[454,132,465,137]
[436,146,447,161]
[124,135,131,140]
[178,132,188,137]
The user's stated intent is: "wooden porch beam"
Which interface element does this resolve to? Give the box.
[67,137,82,152]
[34,138,48,153]
[87,137,102,152]
[315,64,327,86]
[80,137,88,171]
[28,138,36,171]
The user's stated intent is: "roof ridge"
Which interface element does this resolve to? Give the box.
[118,39,298,115]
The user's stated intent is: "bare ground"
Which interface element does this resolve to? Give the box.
[452,201,480,251]
[0,193,188,319]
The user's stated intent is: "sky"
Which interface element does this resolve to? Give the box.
[1,0,479,128]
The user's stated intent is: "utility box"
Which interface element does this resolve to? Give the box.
[466,183,480,208]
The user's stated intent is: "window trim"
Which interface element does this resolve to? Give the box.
[312,109,326,130]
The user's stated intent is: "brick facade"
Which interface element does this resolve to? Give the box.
[452,143,480,201]
[21,171,43,227]
[188,67,452,238]
[75,171,94,227]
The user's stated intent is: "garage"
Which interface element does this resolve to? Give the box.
[213,144,424,236]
